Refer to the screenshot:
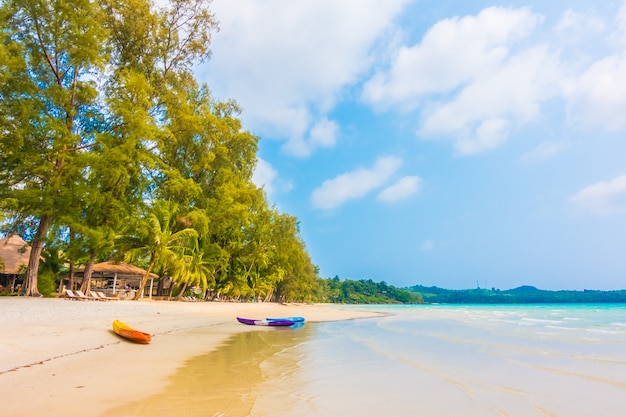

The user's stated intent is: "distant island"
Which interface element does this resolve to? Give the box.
[406,284,626,304]
[318,278,626,304]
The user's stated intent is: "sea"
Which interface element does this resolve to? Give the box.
[107,304,626,417]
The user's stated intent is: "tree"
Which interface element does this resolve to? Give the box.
[0,0,107,296]
[158,94,260,300]
[271,213,317,302]
[75,0,218,294]
[0,0,219,296]
[120,200,198,299]
[171,243,212,299]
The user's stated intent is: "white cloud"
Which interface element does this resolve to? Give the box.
[311,156,402,210]
[521,140,567,162]
[423,45,561,155]
[559,1,626,131]
[309,117,339,148]
[252,159,294,197]
[562,55,626,131]
[362,7,543,110]
[377,176,422,203]
[203,0,410,157]
[556,9,605,35]
[570,175,626,215]
[252,158,278,195]
[362,7,569,155]
[283,117,340,157]
[454,117,510,155]
[614,0,626,48]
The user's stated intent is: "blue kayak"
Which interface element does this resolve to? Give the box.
[237,317,294,326]
[267,316,305,323]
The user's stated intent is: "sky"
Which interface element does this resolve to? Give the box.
[195,0,626,291]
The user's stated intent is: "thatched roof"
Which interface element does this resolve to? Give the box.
[76,261,158,279]
[0,235,31,275]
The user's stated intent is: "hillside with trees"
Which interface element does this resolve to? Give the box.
[317,277,423,304]
[407,285,626,304]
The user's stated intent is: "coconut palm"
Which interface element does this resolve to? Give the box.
[172,245,211,299]
[119,200,198,300]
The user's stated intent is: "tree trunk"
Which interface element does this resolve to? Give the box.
[25,215,51,297]
[176,281,189,300]
[79,251,97,294]
[134,256,155,300]
[69,262,75,291]
[157,277,164,296]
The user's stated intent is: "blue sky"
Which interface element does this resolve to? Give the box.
[196,0,626,290]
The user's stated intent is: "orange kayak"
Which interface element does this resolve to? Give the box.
[112,320,152,344]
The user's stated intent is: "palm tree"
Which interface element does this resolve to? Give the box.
[120,200,198,300]
[173,245,212,299]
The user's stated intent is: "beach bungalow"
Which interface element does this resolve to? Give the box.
[73,261,165,299]
[0,235,31,293]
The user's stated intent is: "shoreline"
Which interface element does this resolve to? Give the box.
[0,297,382,417]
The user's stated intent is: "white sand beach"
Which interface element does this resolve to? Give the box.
[0,297,380,417]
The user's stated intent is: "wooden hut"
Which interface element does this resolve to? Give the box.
[74,261,163,299]
[0,235,31,293]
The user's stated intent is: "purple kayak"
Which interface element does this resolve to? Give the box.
[237,317,295,326]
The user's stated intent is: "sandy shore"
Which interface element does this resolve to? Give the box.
[0,297,380,417]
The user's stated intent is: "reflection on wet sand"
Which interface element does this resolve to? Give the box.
[101,325,312,417]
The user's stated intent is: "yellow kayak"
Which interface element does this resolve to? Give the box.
[112,320,152,344]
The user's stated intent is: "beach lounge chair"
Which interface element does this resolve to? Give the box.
[65,289,89,300]
[96,291,118,301]
[75,290,100,301]
[89,291,109,301]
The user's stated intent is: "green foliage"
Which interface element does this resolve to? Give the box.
[37,269,57,297]
[0,0,110,295]
[318,277,423,304]
[119,199,199,299]
[407,285,626,304]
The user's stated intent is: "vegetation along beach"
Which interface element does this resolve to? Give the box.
[2,0,626,416]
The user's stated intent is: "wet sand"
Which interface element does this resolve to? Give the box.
[0,297,380,417]
[101,326,316,417]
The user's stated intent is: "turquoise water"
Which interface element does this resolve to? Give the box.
[110,304,626,417]
[253,304,626,417]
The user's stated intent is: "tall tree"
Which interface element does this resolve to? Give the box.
[71,70,154,294]
[0,0,107,296]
